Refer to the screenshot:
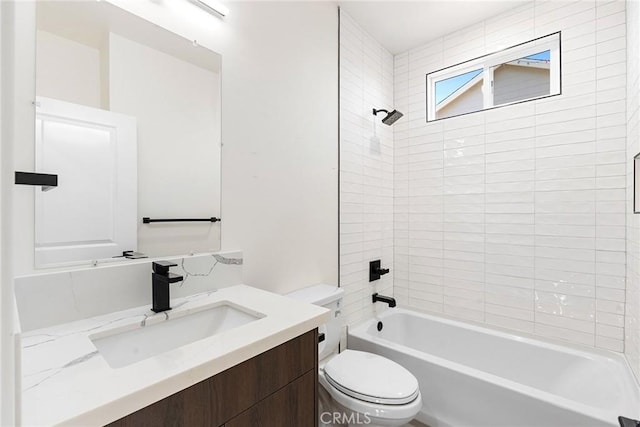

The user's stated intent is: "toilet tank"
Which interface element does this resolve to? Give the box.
[287,284,344,361]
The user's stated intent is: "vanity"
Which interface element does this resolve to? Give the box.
[20,284,328,426]
[108,330,318,427]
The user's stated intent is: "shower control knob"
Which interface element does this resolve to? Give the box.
[369,260,390,282]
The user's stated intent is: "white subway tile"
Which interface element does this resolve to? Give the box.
[535,291,595,322]
[597,310,625,327]
[596,323,624,340]
[535,268,595,287]
[597,287,626,302]
[536,311,595,334]
[535,323,595,346]
[595,335,624,352]
[486,313,535,334]
[596,11,625,31]
[597,298,625,314]
[342,3,635,355]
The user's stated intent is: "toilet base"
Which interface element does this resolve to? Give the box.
[318,382,418,427]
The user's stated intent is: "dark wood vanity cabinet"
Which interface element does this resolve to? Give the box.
[107,329,318,427]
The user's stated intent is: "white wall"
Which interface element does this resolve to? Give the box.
[3,1,36,424]
[218,3,339,292]
[109,32,221,257]
[35,30,102,109]
[394,0,627,351]
[0,3,10,424]
[626,0,640,381]
[339,10,394,326]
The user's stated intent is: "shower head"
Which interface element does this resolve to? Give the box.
[373,108,404,126]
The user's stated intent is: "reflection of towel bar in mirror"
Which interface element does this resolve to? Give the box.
[15,171,58,192]
[142,217,221,224]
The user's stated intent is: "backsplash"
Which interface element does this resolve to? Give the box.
[14,251,243,332]
[393,1,627,351]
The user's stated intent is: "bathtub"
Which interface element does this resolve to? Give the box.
[348,309,640,427]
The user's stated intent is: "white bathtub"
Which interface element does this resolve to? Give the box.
[348,309,640,427]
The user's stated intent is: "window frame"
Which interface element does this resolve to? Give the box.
[426,31,561,122]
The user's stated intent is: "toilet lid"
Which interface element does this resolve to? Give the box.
[323,350,420,405]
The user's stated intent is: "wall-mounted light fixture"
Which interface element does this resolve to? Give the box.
[192,0,229,17]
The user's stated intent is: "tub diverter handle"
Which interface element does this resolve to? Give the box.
[619,416,640,427]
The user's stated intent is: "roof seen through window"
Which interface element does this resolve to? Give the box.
[435,69,482,105]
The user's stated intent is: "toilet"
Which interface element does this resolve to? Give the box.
[288,285,422,427]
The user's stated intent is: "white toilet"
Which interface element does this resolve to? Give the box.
[288,284,422,427]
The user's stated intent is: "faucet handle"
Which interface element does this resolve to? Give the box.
[152,260,178,275]
[369,260,390,282]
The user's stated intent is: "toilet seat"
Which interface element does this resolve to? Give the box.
[323,350,420,405]
[319,370,423,424]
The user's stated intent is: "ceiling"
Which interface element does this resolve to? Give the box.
[338,1,530,54]
[37,1,221,72]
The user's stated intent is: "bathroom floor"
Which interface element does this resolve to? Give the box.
[319,417,427,427]
[318,386,428,426]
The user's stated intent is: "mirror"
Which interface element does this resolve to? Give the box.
[35,1,221,268]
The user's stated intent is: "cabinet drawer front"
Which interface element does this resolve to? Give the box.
[107,330,317,427]
[225,370,316,427]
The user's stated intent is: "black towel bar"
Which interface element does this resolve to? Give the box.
[15,171,58,191]
[142,217,221,224]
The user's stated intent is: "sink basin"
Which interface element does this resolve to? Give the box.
[90,302,264,368]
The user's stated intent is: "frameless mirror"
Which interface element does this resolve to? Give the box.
[427,32,560,121]
[35,1,221,268]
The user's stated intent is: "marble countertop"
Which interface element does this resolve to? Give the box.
[20,285,329,426]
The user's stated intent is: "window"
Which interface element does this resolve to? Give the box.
[426,32,561,121]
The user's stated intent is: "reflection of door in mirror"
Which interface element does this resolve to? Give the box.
[35,1,222,268]
[34,97,137,267]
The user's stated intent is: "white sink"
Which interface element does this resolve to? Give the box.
[90,302,264,368]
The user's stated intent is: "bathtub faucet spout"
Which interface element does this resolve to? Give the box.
[372,293,396,308]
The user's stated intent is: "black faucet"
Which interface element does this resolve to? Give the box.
[372,293,396,308]
[151,261,183,313]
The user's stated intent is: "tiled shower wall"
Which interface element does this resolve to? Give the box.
[626,0,640,378]
[393,1,627,351]
[339,10,395,326]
